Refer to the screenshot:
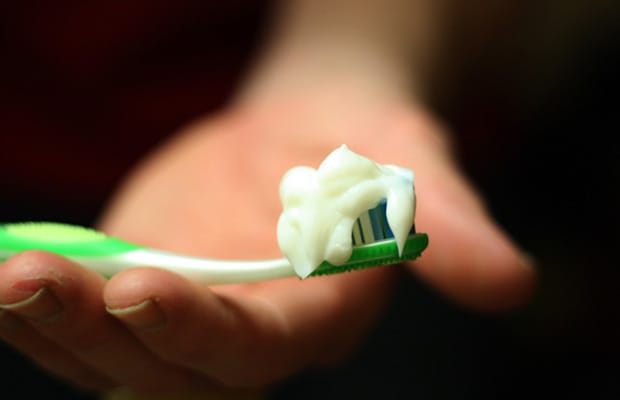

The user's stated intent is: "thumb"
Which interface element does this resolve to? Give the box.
[408,132,536,312]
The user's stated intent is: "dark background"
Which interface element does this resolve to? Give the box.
[1,1,618,398]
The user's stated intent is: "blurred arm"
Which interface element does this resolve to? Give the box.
[238,0,447,104]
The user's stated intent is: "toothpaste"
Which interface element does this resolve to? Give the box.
[277,145,416,278]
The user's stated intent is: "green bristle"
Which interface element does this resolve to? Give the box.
[310,233,428,277]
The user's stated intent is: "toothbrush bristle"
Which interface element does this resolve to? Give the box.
[312,232,428,277]
[351,201,415,246]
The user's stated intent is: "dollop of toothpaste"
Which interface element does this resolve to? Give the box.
[277,145,416,278]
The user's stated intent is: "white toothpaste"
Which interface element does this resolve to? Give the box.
[277,145,416,278]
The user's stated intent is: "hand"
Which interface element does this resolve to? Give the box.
[0,96,535,395]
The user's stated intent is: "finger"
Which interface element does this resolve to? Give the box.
[0,308,116,392]
[0,251,198,393]
[104,265,395,386]
[409,134,537,311]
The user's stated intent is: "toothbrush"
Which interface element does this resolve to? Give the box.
[0,207,428,285]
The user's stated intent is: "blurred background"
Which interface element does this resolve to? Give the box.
[1,1,618,398]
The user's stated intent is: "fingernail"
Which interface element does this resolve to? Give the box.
[0,287,64,323]
[106,299,166,332]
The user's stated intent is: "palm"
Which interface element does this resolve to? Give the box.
[98,104,413,383]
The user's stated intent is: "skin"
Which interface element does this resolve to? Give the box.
[0,0,535,396]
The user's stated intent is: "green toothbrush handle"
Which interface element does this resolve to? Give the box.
[0,222,142,260]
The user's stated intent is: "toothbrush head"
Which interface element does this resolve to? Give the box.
[310,200,428,276]
[310,232,428,277]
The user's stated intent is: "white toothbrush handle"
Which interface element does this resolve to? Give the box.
[72,249,296,285]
